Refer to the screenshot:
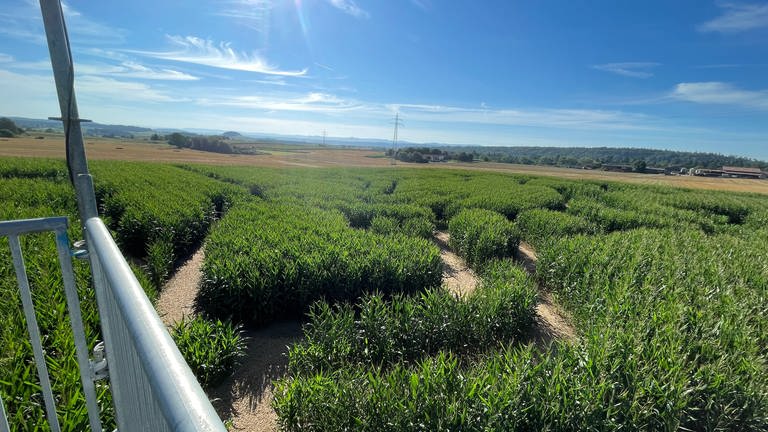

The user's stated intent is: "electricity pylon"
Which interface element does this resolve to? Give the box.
[391,112,403,165]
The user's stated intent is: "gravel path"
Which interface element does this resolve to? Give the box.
[433,231,479,297]
[155,245,300,431]
[209,322,302,432]
[157,247,205,326]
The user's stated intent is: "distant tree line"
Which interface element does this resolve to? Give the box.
[0,117,23,138]
[385,147,476,163]
[166,132,235,154]
[440,146,767,170]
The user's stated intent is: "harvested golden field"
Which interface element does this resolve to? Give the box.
[2,135,767,194]
[0,136,389,168]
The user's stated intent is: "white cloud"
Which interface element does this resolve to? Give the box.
[79,61,199,81]
[592,62,660,78]
[671,82,768,109]
[392,104,657,131]
[201,91,659,131]
[128,35,307,76]
[0,53,13,62]
[327,0,370,18]
[216,0,272,32]
[699,2,768,33]
[75,75,186,103]
[4,55,199,81]
[314,62,335,72]
[199,92,363,113]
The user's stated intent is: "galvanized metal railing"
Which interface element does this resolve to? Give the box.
[0,217,102,432]
[85,217,226,431]
[0,216,227,431]
[0,1,228,430]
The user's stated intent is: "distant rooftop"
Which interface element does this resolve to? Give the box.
[722,166,764,174]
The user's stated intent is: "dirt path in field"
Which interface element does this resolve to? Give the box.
[155,244,300,431]
[433,231,479,297]
[210,322,303,432]
[514,242,577,345]
[157,247,205,326]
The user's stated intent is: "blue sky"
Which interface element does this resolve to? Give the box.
[1,1,768,159]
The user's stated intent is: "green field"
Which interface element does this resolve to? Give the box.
[1,158,767,430]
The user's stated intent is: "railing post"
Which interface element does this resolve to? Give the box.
[38,0,98,227]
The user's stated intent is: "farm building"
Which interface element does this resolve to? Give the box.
[692,168,725,177]
[721,166,767,179]
[425,154,446,162]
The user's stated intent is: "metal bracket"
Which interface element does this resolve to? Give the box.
[47,116,92,123]
[71,239,89,259]
[91,341,109,380]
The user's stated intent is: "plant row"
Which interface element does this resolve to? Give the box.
[197,201,443,325]
[286,260,537,375]
[448,208,519,268]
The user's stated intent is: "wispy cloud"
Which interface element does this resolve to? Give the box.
[694,63,744,69]
[314,62,335,72]
[699,2,768,33]
[61,1,126,42]
[0,0,126,45]
[671,82,768,109]
[592,62,660,78]
[81,61,199,81]
[391,104,657,131]
[216,0,272,32]
[201,90,659,131]
[128,35,307,76]
[327,0,370,18]
[199,92,363,113]
[4,55,198,81]
[0,7,47,45]
[76,75,186,103]
[0,53,13,62]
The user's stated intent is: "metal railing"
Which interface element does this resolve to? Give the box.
[0,216,227,431]
[0,1,227,430]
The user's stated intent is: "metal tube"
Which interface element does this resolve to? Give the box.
[53,228,102,432]
[38,0,98,224]
[0,216,68,236]
[7,235,62,432]
[85,217,226,431]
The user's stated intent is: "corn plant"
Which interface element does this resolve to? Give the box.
[448,208,519,268]
[197,201,442,325]
[171,317,246,389]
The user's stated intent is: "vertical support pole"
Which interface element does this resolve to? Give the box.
[54,229,103,432]
[38,0,98,227]
[7,235,62,432]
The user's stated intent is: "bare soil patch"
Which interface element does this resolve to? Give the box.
[515,242,578,345]
[210,322,303,432]
[532,293,577,344]
[433,231,479,297]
